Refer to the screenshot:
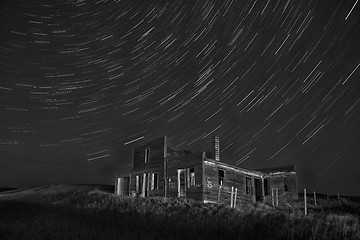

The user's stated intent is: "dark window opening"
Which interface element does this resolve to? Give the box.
[284,176,289,192]
[264,178,269,196]
[145,148,150,163]
[245,176,252,195]
[219,169,225,186]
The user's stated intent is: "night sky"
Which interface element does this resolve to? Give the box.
[1,0,360,196]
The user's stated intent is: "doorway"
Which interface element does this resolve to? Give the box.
[254,178,262,201]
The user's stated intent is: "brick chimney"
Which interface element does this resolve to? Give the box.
[213,136,220,161]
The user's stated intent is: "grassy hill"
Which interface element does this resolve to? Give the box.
[0,185,359,240]
[0,188,16,193]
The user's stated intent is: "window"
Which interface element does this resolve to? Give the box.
[151,173,158,190]
[264,178,269,196]
[136,175,140,192]
[144,148,150,163]
[245,176,252,195]
[284,176,289,192]
[189,168,195,187]
[218,169,225,186]
[186,167,195,188]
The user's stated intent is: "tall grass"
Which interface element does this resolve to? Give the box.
[0,185,359,240]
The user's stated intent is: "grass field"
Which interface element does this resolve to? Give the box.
[0,185,359,240]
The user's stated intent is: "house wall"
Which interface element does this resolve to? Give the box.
[130,137,166,197]
[263,172,298,204]
[203,160,263,206]
[132,137,166,171]
[166,152,203,201]
[131,169,165,197]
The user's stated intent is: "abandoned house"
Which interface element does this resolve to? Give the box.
[116,136,298,206]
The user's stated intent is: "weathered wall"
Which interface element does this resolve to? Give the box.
[130,170,165,197]
[284,172,298,200]
[130,136,166,196]
[263,172,298,204]
[166,152,203,201]
[203,160,262,206]
[132,136,166,171]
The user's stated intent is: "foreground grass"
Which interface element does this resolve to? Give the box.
[0,185,359,240]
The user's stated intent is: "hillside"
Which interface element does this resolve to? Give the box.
[0,188,16,193]
[0,185,359,240]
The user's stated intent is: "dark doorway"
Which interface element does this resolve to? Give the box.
[142,173,149,197]
[254,178,262,201]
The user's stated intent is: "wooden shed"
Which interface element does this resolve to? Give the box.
[128,136,298,206]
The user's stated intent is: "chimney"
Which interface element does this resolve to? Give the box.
[213,136,220,161]
[202,151,206,160]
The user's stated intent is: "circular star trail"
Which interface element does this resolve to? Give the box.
[1,0,360,195]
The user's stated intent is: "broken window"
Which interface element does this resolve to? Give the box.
[218,169,225,186]
[245,176,252,195]
[284,176,289,192]
[264,178,269,196]
[151,173,158,190]
[144,148,150,163]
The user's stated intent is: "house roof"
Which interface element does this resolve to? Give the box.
[204,159,264,177]
[255,165,295,173]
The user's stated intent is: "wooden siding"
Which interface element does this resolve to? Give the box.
[130,168,165,197]
[203,160,264,206]
[166,153,203,201]
[132,137,166,171]
[130,137,166,197]
[263,172,298,204]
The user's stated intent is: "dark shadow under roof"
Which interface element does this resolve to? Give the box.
[256,165,295,173]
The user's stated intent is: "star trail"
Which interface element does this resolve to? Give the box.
[1,0,360,195]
